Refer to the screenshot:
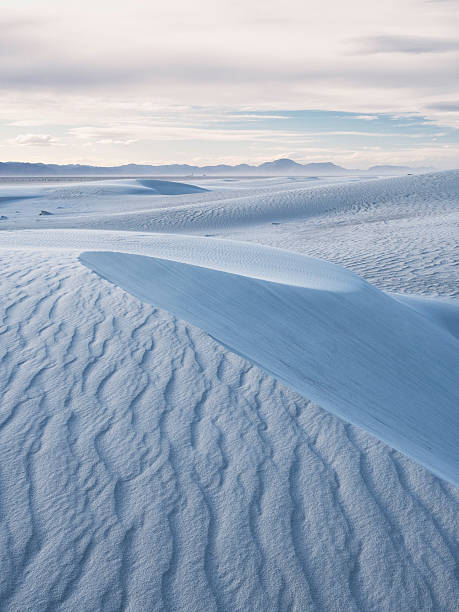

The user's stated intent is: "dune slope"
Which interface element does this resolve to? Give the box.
[0,249,458,611]
[80,247,459,487]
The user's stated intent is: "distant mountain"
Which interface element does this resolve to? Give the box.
[0,158,349,177]
[258,158,307,171]
[258,159,349,174]
[0,161,196,177]
[0,158,430,177]
[368,165,433,174]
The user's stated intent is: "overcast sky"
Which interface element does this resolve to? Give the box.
[1,0,458,168]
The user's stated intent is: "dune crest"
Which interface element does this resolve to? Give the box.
[80,245,459,487]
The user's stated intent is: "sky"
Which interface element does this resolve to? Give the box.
[1,0,459,169]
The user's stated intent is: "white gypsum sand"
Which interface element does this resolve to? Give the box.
[0,171,458,610]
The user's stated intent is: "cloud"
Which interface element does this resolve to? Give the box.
[352,35,459,55]
[426,102,459,112]
[68,124,317,144]
[8,133,60,146]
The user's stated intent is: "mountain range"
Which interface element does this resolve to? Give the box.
[0,158,431,177]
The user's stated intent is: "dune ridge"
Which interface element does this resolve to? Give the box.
[79,245,459,488]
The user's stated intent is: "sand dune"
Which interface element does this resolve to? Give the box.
[1,171,457,234]
[80,244,459,487]
[1,249,458,611]
[1,171,458,610]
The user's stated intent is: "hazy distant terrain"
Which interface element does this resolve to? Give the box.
[0,158,433,177]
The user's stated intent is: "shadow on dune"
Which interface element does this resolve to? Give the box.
[135,179,208,195]
[80,249,459,487]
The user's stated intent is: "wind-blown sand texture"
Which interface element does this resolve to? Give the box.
[1,171,458,610]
